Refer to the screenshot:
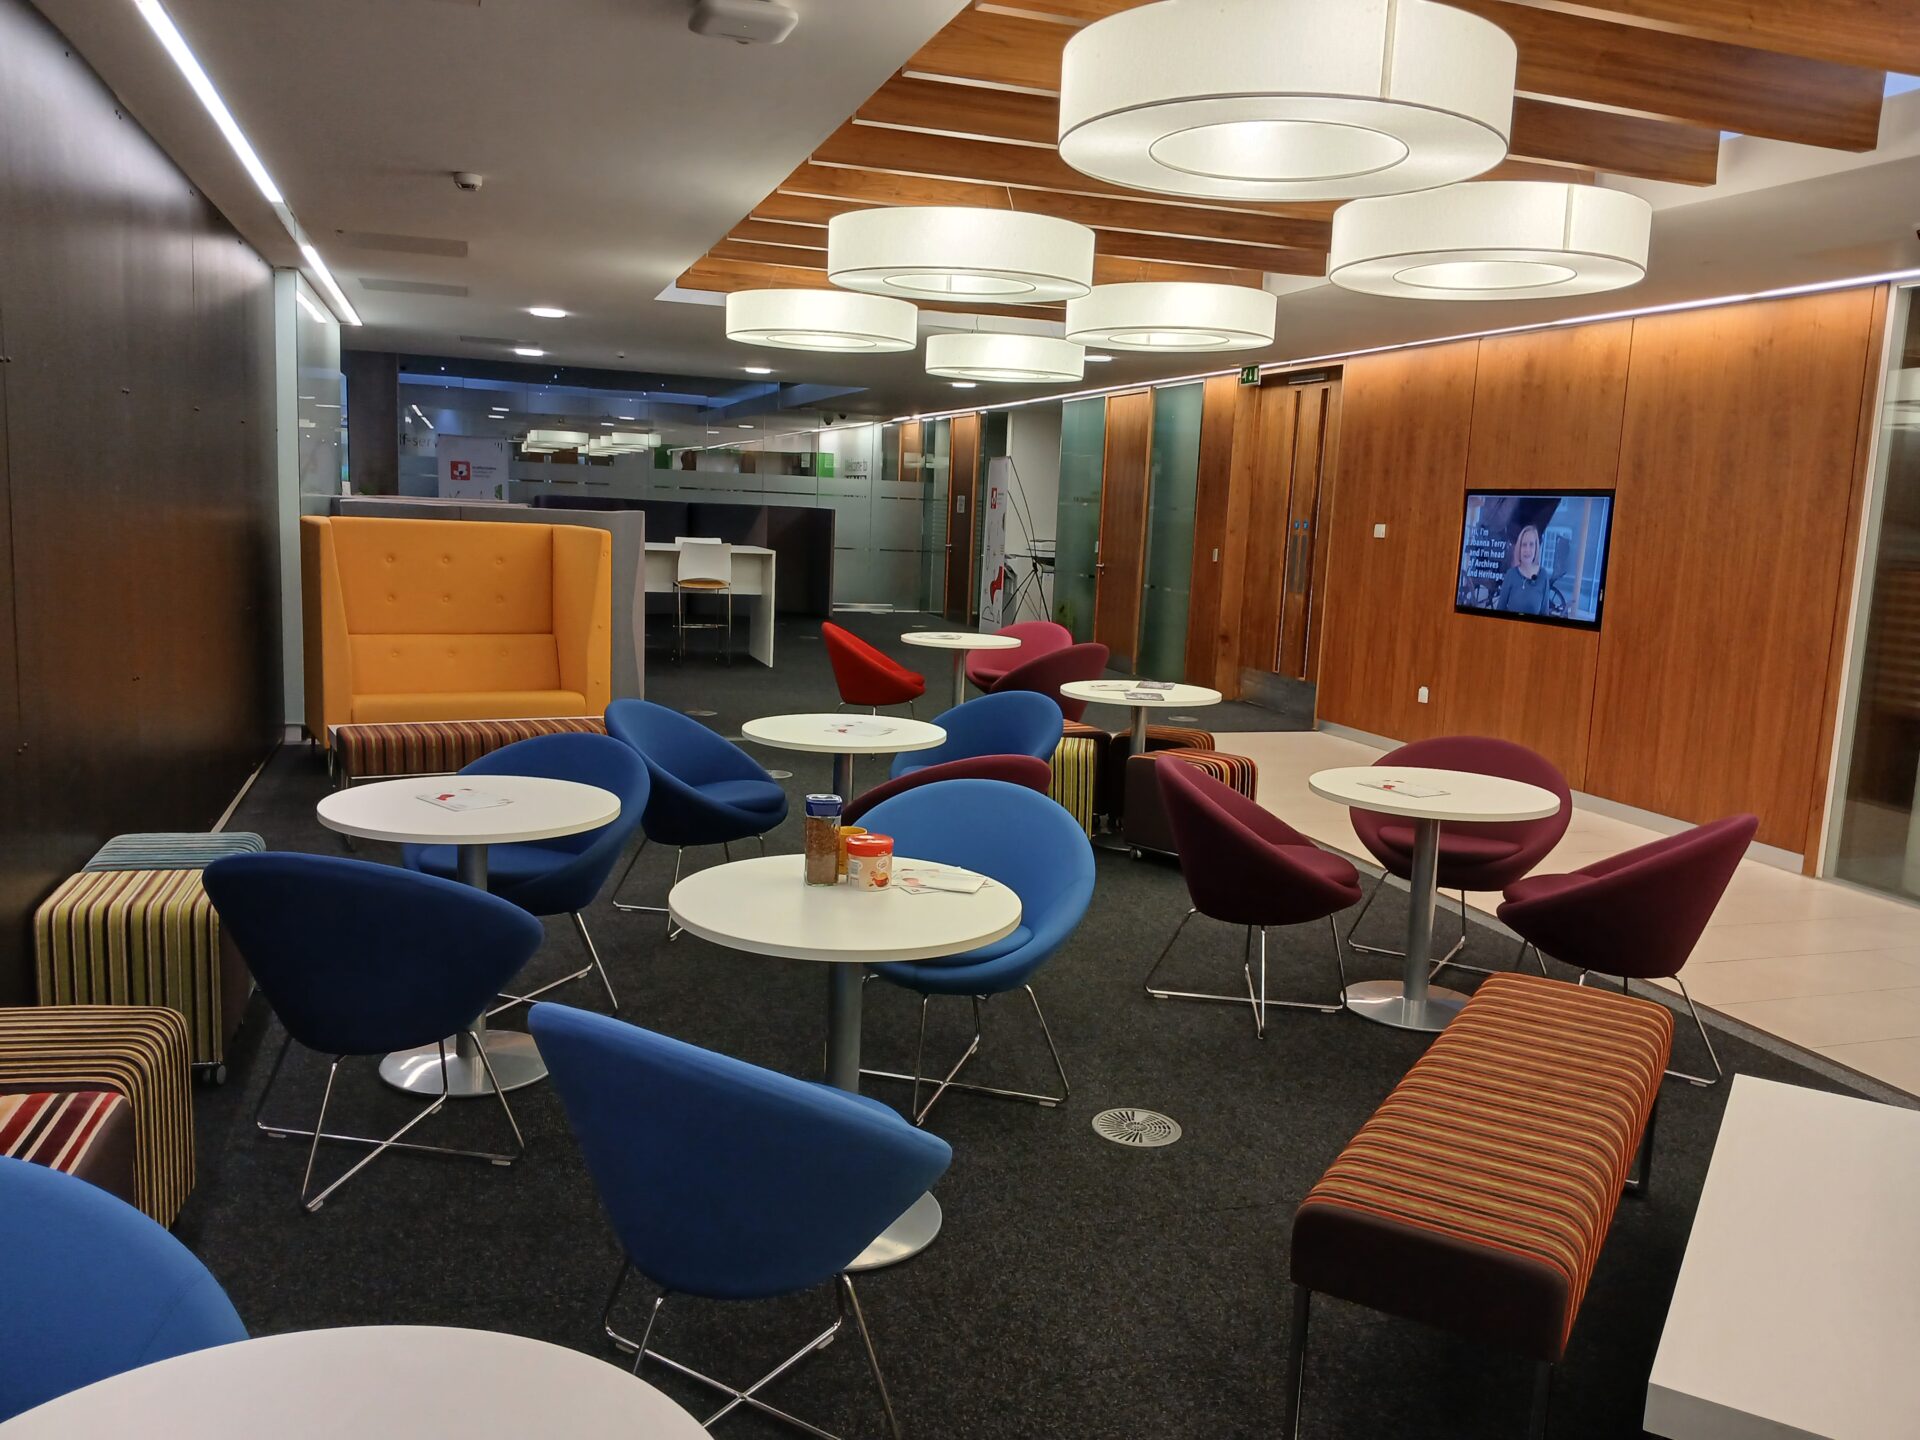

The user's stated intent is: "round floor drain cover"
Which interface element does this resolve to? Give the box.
[1170,714,1200,723]
[1092,1108,1181,1148]
[682,708,717,717]
[767,769,793,780]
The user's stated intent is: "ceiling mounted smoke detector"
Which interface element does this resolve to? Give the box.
[689,0,798,45]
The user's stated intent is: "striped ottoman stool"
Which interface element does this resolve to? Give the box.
[0,1089,135,1208]
[330,716,608,785]
[0,1006,194,1225]
[34,870,246,1079]
[1122,748,1257,857]
[84,832,265,871]
[1284,974,1673,1438]
[1049,722,1109,836]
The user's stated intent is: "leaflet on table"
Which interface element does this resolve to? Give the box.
[1122,691,1166,702]
[827,720,897,737]
[1355,778,1449,798]
[419,787,514,811]
[894,865,987,896]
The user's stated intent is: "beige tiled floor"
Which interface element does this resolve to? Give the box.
[1229,730,1920,1098]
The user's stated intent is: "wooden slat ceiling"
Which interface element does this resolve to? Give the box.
[680,0,1896,303]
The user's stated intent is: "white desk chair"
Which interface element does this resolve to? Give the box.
[673,537,734,663]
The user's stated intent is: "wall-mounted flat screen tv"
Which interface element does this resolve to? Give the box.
[1455,490,1614,630]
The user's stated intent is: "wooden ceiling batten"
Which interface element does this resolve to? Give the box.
[1500,0,1920,76]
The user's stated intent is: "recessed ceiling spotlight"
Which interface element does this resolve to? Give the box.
[707,429,720,435]
[738,423,754,429]
[951,381,977,389]
[514,347,545,357]
[743,365,773,375]
[527,306,568,319]
[617,415,637,421]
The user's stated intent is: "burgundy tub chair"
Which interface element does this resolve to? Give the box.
[821,622,926,712]
[966,621,1072,693]
[1498,813,1757,1086]
[989,642,1109,722]
[1347,735,1571,977]
[843,755,1053,825]
[1147,760,1361,1038]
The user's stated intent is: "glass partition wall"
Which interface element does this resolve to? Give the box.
[1054,397,1106,639]
[1831,283,1920,901]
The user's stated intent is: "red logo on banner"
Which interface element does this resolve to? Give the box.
[450,461,471,483]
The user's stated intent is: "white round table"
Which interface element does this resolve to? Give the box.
[316,775,621,1097]
[0,1325,705,1439]
[670,852,1020,1269]
[740,712,946,800]
[900,629,1021,709]
[1308,766,1561,1033]
[1059,679,1223,755]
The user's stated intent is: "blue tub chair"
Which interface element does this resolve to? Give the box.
[403,732,648,1013]
[859,779,1095,1126]
[203,853,544,1212]
[888,691,1063,779]
[604,700,788,930]
[529,1004,950,1440]
[0,1155,247,1421]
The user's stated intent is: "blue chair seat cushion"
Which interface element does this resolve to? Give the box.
[1376,824,1522,866]
[698,778,787,812]
[407,841,572,888]
[869,924,1034,993]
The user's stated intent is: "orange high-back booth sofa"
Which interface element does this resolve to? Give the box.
[302,515,612,747]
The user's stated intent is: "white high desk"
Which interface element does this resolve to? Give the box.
[1645,1075,1920,1440]
[643,541,776,666]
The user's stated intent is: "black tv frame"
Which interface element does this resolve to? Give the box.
[1452,487,1615,633]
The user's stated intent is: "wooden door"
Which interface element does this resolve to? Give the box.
[1276,384,1335,678]
[943,412,981,621]
[1093,390,1153,670]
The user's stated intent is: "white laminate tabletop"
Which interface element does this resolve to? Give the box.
[900,630,1022,652]
[0,1325,705,1439]
[1644,1076,1920,1440]
[1307,766,1560,824]
[645,540,775,556]
[1058,680,1223,709]
[315,775,621,846]
[740,713,947,757]
[669,854,1020,963]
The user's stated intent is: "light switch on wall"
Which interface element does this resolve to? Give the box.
[1417,686,1429,704]
[1373,523,1388,538]
[1211,547,1220,562]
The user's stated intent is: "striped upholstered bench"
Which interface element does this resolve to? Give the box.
[1283,973,1673,1438]
[0,1006,195,1225]
[330,715,607,786]
[0,1089,135,1207]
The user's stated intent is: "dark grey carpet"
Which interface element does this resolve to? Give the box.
[176,612,1870,1439]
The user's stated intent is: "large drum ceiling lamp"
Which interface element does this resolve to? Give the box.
[1065,282,1277,352]
[1058,0,1517,202]
[524,429,589,451]
[1328,181,1653,300]
[724,288,918,352]
[925,333,1085,383]
[829,207,1095,304]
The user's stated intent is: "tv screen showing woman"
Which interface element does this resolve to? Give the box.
[1455,491,1614,630]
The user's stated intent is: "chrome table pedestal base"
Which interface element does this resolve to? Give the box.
[848,1191,942,1271]
[1341,979,1470,1032]
[1344,815,1467,1034]
[380,1029,547,1097]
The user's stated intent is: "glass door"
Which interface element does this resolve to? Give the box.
[1830,284,1920,900]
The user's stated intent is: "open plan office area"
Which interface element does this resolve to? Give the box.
[4,2,1920,1438]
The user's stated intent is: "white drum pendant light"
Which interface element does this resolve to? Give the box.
[925,333,1085,383]
[1328,181,1653,299]
[1065,282,1277,352]
[525,429,589,449]
[1058,0,1516,201]
[725,288,918,352]
[829,208,1095,304]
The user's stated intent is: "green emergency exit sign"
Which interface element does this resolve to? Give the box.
[1239,365,1262,386]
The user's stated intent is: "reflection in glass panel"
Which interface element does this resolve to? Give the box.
[1834,286,1920,900]
[1054,397,1106,640]
[920,419,951,612]
[1137,384,1203,680]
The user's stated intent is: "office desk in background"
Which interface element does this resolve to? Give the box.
[644,541,776,667]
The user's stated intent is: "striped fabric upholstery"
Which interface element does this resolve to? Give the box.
[34,870,236,1067]
[1048,734,1104,836]
[1120,748,1256,855]
[1292,974,1672,1362]
[1146,725,1215,753]
[0,1006,194,1225]
[0,1090,127,1174]
[1163,748,1253,796]
[84,832,265,872]
[332,715,607,783]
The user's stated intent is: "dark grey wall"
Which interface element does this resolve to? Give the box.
[0,0,280,1001]
[344,349,398,494]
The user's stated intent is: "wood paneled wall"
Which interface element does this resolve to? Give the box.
[1314,288,1886,852]
[0,0,280,1001]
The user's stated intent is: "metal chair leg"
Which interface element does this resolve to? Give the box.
[863,989,1067,1126]
[486,911,613,1017]
[612,840,687,941]
[574,911,619,1011]
[1348,876,1469,969]
[1149,909,1347,1024]
[1669,977,1725,1087]
[841,1275,904,1440]
[258,1031,523,1213]
[1142,908,1199,997]
[1283,1287,1310,1440]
